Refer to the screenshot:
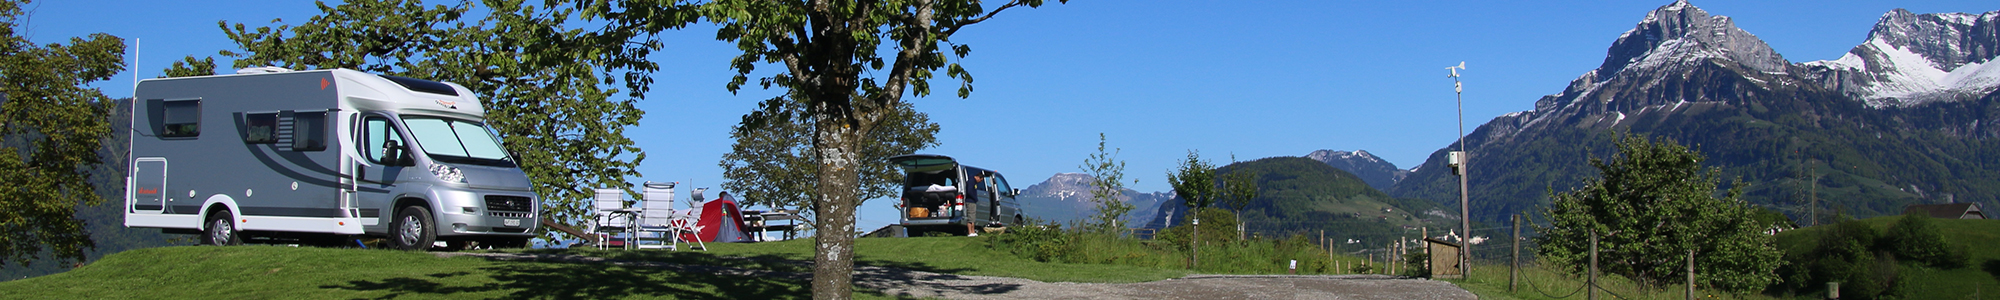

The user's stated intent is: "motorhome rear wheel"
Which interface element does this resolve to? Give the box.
[204,210,242,246]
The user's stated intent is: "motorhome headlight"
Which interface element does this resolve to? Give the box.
[429,164,466,183]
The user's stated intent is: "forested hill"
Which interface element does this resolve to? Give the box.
[1389,2,2000,226]
[2,99,186,281]
[1147,157,1450,250]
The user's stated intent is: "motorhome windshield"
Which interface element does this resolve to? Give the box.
[402,116,515,167]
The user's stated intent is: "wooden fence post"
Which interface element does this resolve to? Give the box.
[1511,214,1520,293]
[1589,229,1598,300]
[1686,249,1695,300]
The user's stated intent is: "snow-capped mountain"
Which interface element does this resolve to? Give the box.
[1016,173,1173,227]
[1305,149,1408,192]
[1801,9,2000,107]
[1390,1,2000,225]
[1501,0,1795,135]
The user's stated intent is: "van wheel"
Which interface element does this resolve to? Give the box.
[1015,215,1024,225]
[389,206,437,251]
[204,210,242,246]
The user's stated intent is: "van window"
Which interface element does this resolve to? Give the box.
[363,116,406,164]
[242,113,278,144]
[161,100,200,137]
[290,111,329,151]
[993,175,1011,193]
[401,117,514,167]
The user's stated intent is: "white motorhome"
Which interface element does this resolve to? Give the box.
[124,68,538,250]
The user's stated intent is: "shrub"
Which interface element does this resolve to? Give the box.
[1155,207,1239,251]
[1983,259,2000,282]
[1773,219,1902,299]
[1881,212,1967,269]
[988,219,1074,262]
[1403,251,1431,277]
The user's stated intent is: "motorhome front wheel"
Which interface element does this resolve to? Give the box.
[391,206,437,251]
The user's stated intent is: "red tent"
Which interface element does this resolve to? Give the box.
[680,194,755,243]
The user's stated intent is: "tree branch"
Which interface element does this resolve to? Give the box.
[940,0,1028,36]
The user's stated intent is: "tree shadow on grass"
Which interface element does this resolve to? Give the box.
[852,259,1022,296]
[319,251,942,299]
[321,260,811,299]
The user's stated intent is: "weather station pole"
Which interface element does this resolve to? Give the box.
[1446,61,1472,279]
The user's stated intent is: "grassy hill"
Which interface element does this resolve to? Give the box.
[0,237,1192,299]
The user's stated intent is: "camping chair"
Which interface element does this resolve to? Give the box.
[672,188,710,251]
[635,182,689,250]
[669,213,707,251]
[591,188,637,250]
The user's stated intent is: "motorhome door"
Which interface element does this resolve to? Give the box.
[132,158,167,214]
[354,114,411,227]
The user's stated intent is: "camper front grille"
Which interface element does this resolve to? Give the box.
[484,195,533,212]
[488,211,532,218]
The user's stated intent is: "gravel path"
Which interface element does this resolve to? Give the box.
[440,252,1477,300]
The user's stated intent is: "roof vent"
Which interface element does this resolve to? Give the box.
[379,75,460,96]
[235,66,294,74]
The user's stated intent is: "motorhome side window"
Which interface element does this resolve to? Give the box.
[291,111,330,151]
[242,112,278,143]
[363,116,406,165]
[161,100,200,137]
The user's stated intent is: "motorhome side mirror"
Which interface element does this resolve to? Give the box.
[1011,188,1022,197]
[383,140,413,166]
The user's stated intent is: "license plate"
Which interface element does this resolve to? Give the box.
[504,219,521,227]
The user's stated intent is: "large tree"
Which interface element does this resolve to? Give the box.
[0,0,126,267]
[719,99,940,233]
[217,0,686,240]
[695,0,1068,298]
[1535,132,1782,293]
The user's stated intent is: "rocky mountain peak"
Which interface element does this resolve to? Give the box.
[1023,173,1097,200]
[1597,1,1787,79]
[1306,149,1385,165]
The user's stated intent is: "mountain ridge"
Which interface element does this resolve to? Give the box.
[1390,1,2000,226]
[1304,149,1408,192]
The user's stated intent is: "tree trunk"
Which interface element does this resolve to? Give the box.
[810,113,862,300]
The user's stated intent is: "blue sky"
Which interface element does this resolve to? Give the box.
[22,0,1996,232]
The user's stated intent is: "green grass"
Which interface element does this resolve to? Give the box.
[1450,262,1786,300]
[0,245,898,299]
[0,236,1195,299]
[1453,217,2000,300]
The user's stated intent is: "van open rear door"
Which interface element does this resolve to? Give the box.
[890,154,962,231]
[889,154,956,172]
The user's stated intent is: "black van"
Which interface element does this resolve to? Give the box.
[890,154,1023,236]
